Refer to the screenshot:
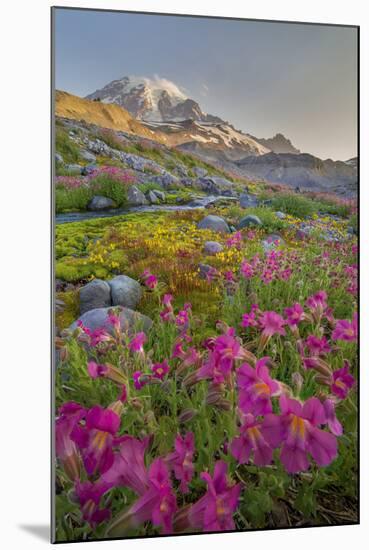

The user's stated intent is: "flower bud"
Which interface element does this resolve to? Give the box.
[178,408,198,424]
[291,372,304,392]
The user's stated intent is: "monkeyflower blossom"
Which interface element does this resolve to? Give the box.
[279,268,292,281]
[240,260,254,279]
[107,311,121,333]
[176,304,191,330]
[102,435,150,495]
[284,303,305,328]
[332,313,358,342]
[160,294,174,322]
[166,432,195,493]
[231,413,274,466]
[75,480,111,527]
[55,402,85,481]
[71,405,121,476]
[152,360,170,380]
[132,370,150,390]
[330,362,355,399]
[262,395,338,474]
[142,269,158,290]
[237,358,279,416]
[305,335,331,356]
[241,310,258,328]
[306,290,328,319]
[226,231,242,249]
[87,361,127,385]
[129,332,147,354]
[258,311,286,348]
[261,269,274,284]
[323,399,343,436]
[186,461,241,532]
[107,459,177,536]
[224,270,236,282]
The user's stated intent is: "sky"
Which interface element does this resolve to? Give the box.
[54,8,358,161]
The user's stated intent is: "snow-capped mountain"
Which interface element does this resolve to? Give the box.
[143,119,270,159]
[86,75,222,123]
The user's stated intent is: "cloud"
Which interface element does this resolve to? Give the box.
[200,83,209,97]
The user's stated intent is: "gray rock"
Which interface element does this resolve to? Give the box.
[198,263,213,280]
[152,189,165,201]
[127,186,148,206]
[204,241,224,255]
[196,176,234,195]
[55,152,63,164]
[109,275,142,309]
[65,164,83,174]
[150,172,179,189]
[262,234,285,252]
[275,211,286,219]
[197,215,231,234]
[80,279,111,315]
[70,306,153,335]
[174,165,188,177]
[81,164,97,176]
[193,166,208,178]
[80,150,97,163]
[238,215,263,229]
[147,190,159,204]
[87,195,115,210]
[240,193,259,208]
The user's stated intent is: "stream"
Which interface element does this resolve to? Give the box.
[55,195,238,224]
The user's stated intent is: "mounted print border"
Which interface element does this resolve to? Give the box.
[51,6,359,543]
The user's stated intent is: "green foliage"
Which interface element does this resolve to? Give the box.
[55,187,93,212]
[55,128,81,164]
[91,174,128,207]
[271,193,317,218]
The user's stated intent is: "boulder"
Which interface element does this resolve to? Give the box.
[80,279,111,314]
[147,190,159,204]
[198,263,213,280]
[81,164,97,176]
[262,234,285,252]
[150,172,179,189]
[240,193,259,208]
[80,150,97,163]
[127,186,148,206]
[152,189,166,201]
[66,163,83,174]
[196,176,234,195]
[55,152,63,164]
[69,306,153,335]
[109,275,142,310]
[87,195,115,211]
[238,215,263,229]
[197,215,230,234]
[275,211,286,219]
[204,241,224,255]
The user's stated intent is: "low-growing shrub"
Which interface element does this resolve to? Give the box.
[271,193,317,218]
[55,186,93,212]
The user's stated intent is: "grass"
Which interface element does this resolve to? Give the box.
[55,128,81,164]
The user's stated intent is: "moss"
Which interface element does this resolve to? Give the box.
[55,258,110,282]
[56,290,80,330]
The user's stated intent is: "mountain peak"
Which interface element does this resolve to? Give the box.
[250,133,300,154]
[85,75,226,124]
